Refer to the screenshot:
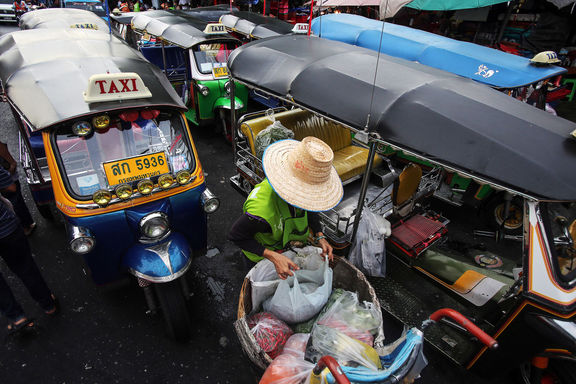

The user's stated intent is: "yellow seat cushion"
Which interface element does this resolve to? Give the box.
[334,146,382,182]
[240,108,380,182]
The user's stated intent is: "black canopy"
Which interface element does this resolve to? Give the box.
[228,35,576,201]
[220,11,299,39]
[0,29,185,131]
[131,10,238,49]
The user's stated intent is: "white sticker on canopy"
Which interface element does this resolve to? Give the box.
[292,23,309,34]
[83,72,152,103]
[203,23,226,35]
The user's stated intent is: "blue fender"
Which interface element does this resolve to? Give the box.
[123,232,191,282]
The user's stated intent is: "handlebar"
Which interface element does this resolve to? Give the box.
[429,308,499,350]
[311,356,351,384]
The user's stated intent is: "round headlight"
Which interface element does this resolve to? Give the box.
[137,179,154,195]
[140,212,170,240]
[70,236,95,254]
[93,189,112,207]
[158,174,175,189]
[176,170,192,185]
[115,184,133,200]
[203,197,220,213]
[72,121,93,137]
[198,84,210,97]
[92,114,110,130]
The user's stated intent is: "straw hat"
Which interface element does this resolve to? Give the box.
[262,136,343,212]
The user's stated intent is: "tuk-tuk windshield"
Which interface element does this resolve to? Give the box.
[54,111,195,199]
[542,202,576,284]
[65,2,107,17]
[192,42,239,75]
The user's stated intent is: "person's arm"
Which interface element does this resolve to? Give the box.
[0,141,17,175]
[308,211,333,260]
[228,213,299,279]
[0,168,16,193]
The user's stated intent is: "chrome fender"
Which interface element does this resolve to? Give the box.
[123,232,191,283]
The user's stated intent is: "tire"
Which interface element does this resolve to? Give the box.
[485,195,523,234]
[154,279,192,341]
[218,109,233,144]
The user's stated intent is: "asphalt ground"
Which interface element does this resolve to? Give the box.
[0,20,575,384]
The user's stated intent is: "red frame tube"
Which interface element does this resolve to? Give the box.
[429,308,498,349]
[312,356,351,384]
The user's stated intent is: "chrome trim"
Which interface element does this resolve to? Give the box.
[76,176,197,209]
[128,258,192,283]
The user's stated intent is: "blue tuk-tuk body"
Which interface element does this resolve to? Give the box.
[311,13,566,89]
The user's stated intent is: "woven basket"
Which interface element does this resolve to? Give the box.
[234,255,382,370]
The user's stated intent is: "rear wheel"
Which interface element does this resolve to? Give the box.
[154,279,192,341]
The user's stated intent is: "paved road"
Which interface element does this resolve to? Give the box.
[0,21,521,384]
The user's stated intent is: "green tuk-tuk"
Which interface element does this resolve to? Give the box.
[128,10,249,140]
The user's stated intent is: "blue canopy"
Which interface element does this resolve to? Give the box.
[311,13,566,89]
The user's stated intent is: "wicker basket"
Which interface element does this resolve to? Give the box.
[234,255,383,370]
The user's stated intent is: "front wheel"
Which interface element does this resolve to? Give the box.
[218,109,233,144]
[154,279,192,341]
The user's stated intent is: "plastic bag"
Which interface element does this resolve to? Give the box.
[293,288,345,334]
[254,109,294,160]
[248,312,294,359]
[262,246,333,324]
[305,325,382,371]
[348,208,391,277]
[259,334,317,384]
[317,290,383,346]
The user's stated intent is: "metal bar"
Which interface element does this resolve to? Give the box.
[350,139,377,244]
[161,40,168,75]
[231,80,237,164]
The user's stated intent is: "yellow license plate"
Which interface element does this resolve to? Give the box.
[212,66,229,78]
[103,152,170,186]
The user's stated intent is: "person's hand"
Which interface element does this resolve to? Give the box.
[317,235,333,261]
[263,248,299,280]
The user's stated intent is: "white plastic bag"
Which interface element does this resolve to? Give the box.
[258,246,333,324]
[316,290,383,346]
[349,208,390,277]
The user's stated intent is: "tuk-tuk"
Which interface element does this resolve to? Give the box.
[19,8,110,31]
[311,13,569,109]
[227,35,576,382]
[220,11,309,42]
[219,11,308,109]
[0,28,219,340]
[128,10,249,141]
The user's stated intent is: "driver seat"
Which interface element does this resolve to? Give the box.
[392,163,422,218]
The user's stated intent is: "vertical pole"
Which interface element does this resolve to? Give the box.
[308,0,314,36]
[263,0,266,15]
[161,40,168,75]
[104,0,112,35]
[350,139,376,244]
[230,80,237,164]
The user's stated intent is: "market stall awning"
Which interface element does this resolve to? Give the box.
[381,0,510,18]
[318,0,380,6]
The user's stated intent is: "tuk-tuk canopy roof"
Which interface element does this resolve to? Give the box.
[131,10,238,49]
[228,35,576,201]
[183,5,239,22]
[0,29,185,131]
[220,11,298,39]
[311,13,566,89]
[19,8,110,31]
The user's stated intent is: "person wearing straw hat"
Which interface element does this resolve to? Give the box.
[228,136,343,280]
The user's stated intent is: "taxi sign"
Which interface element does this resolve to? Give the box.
[103,152,170,186]
[83,73,152,103]
[203,23,226,35]
[212,66,229,78]
[70,23,99,30]
[292,23,309,34]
